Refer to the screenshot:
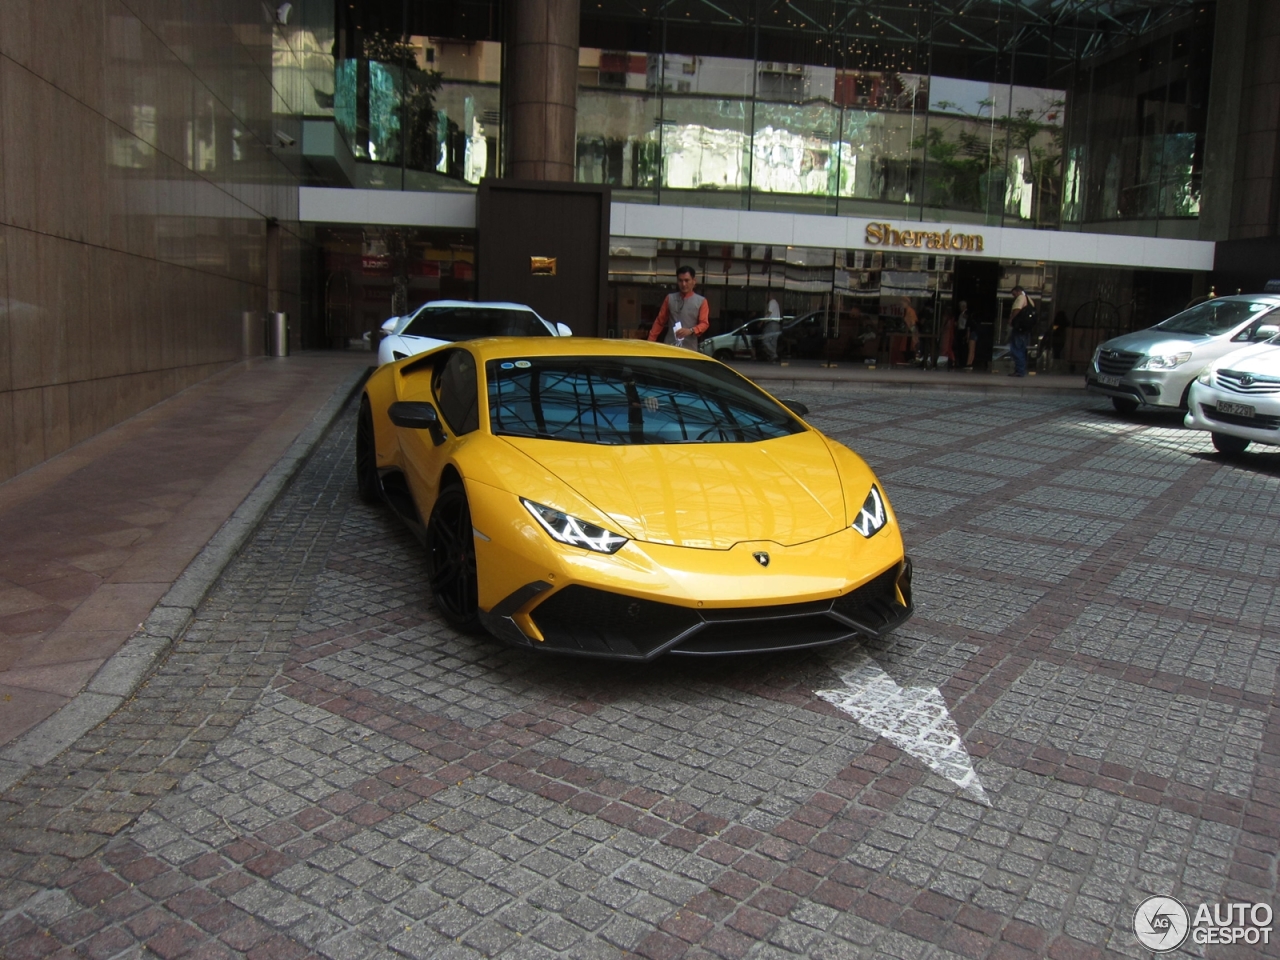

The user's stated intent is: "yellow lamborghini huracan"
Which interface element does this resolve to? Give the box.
[356,337,912,660]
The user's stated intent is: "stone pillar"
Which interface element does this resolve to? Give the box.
[505,0,580,181]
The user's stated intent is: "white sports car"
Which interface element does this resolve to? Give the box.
[377,300,572,366]
[1184,331,1280,455]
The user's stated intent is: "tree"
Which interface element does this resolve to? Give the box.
[916,97,1066,227]
[358,31,444,172]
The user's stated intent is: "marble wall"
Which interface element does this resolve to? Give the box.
[0,0,309,483]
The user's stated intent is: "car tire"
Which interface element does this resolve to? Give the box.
[714,349,734,362]
[1111,396,1139,415]
[356,397,381,504]
[426,482,481,632]
[1211,432,1250,456]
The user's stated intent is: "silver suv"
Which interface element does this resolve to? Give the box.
[1086,295,1280,413]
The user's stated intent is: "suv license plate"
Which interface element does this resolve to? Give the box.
[1218,400,1256,418]
[1097,374,1121,387]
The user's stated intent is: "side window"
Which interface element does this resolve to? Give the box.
[433,350,480,435]
[1236,312,1280,342]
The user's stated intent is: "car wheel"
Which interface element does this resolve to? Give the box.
[426,482,481,632]
[1111,396,1139,415]
[714,349,734,362]
[1211,432,1250,456]
[356,398,381,504]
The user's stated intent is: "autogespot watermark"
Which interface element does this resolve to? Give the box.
[1133,895,1273,952]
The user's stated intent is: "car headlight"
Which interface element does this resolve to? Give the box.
[1133,352,1192,370]
[521,499,628,554]
[1091,345,1102,370]
[1197,368,1215,385]
[851,485,888,538]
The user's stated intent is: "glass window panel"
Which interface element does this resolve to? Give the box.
[565,0,1208,227]
[660,96,750,192]
[751,100,840,197]
[578,51,660,191]
[658,55,754,98]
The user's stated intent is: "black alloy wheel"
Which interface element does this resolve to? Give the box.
[356,397,381,504]
[1211,432,1250,456]
[426,483,481,631]
[1111,396,1139,415]
[714,349,734,362]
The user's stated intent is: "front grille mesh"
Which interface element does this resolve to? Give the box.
[527,562,912,660]
[1096,350,1141,376]
[1095,348,1146,373]
[530,587,700,658]
[1216,370,1280,395]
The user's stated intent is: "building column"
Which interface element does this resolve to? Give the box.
[1228,0,1280,239]
[505,0,580,181]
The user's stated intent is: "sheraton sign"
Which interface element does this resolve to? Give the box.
[866,222,985,252]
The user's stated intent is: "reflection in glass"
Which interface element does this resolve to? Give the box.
[661,97,751,191]
[576,89,660,188]
[332,31,499,185]
[751,101,838,197]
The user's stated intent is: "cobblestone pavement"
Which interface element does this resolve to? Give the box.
[1,391,1276,960]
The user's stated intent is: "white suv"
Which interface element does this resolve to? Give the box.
[1086,295,1280,413]
[1184,331,1280,455]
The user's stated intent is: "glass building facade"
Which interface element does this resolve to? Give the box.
[282,0,1211,231]
[575,0,1211,232]
[276,0,1215,368]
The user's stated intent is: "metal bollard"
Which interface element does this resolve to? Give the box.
[269,312,289,357]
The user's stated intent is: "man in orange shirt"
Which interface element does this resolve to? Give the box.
[649,266,710,351]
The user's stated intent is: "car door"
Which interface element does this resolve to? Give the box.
[398,348,481,519]
[1197,310,1280,369]
[738,320,766,357]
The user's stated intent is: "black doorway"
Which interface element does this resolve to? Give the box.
[953,259,1001,371]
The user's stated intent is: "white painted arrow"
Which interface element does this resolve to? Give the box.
[816,652,989,805]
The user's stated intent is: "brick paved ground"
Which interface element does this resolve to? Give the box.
[1,390,1276,959]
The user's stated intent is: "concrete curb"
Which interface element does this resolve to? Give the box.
[0,367,371,792]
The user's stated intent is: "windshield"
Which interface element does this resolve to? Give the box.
[487,356,805,445]
[402,306,550,341]
[1154,299,1279,336]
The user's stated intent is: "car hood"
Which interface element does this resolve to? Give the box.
[393,334,449,349]
[1101,329,1211,355]
[499,431,846,548]
[1213,342,1280,375]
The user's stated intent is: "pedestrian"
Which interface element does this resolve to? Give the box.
[938,307,956,369]
[761,291,782,362]
[1008,285,1036,377]
[956,300,977,369]
[901,297,920,364]
[648,265,709,351]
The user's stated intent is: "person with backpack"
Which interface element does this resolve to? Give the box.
[1008,285,1037,377]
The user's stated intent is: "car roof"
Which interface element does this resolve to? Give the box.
[1197,295,1280,305]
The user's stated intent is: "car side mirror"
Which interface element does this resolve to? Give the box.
[556,322,573,337]
[381,317,399,334]
[1254,324,1279,341]
[781,399,809,417]
[388,401,446,445]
